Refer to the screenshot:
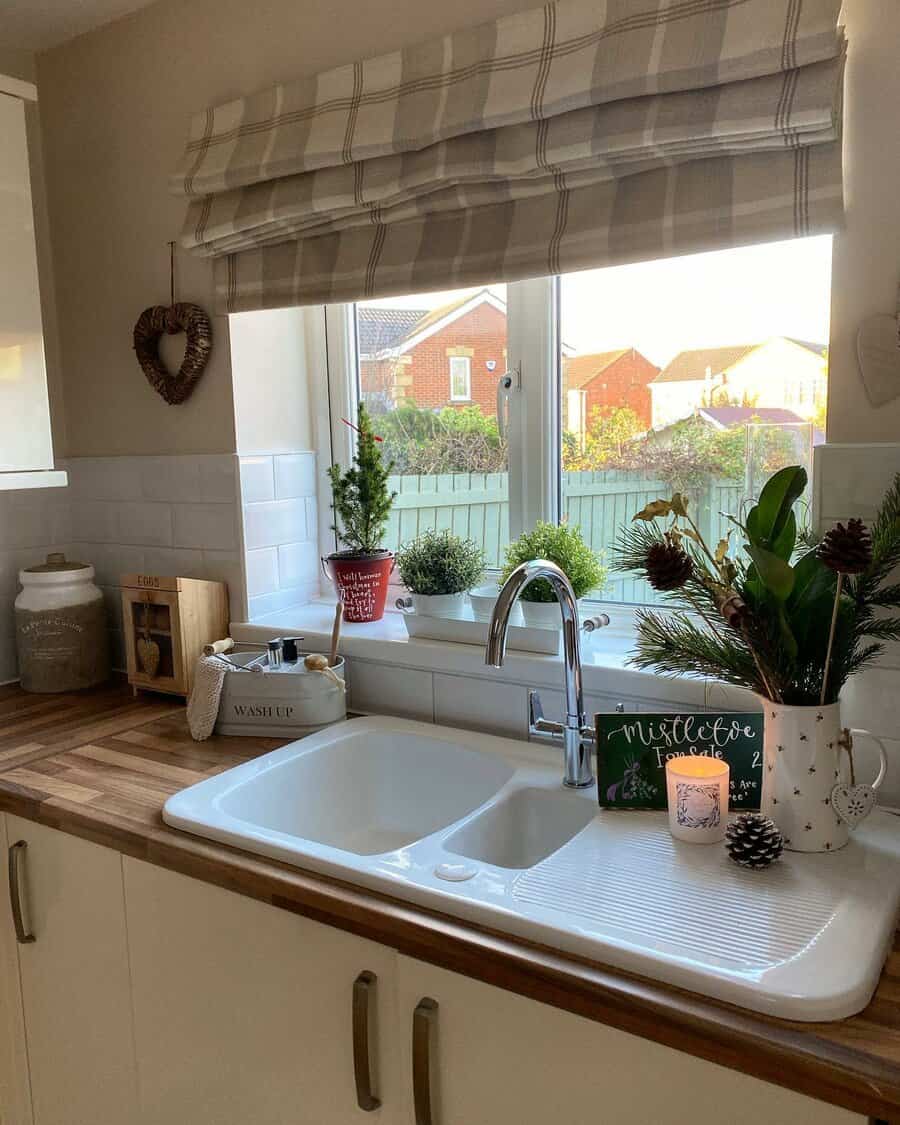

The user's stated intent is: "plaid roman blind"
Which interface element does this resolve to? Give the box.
[171,0,846,313]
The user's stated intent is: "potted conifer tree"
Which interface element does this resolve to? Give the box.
[323,404,397,622]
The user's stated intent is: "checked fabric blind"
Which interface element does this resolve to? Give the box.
[171,0,846,313]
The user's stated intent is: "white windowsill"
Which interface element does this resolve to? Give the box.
[230,599,736,710]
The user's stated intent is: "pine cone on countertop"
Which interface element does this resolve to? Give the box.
[725,814,785,870]
[817,518,873,575]
[644,536,693,592]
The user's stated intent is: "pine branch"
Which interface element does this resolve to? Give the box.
[630,609,763,691]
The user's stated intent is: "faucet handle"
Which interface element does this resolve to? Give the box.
[528,690,565,738]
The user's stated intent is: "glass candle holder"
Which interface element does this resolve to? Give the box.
[665,756,729,843]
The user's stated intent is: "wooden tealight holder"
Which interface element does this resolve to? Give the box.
[121,574,229,698]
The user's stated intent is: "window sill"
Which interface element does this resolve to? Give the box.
[230,600,747,711]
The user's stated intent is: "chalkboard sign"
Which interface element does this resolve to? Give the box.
[596,712,763,811]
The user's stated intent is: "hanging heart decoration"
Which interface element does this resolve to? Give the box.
[831,782,877,829]
[136,636,161,678]
[133,301,212,405]
[132,241,213,405]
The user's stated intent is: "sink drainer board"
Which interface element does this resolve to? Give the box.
[513,820,835,973]
[163,715,900,1022]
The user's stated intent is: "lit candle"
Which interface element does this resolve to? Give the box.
[665,756,729,843]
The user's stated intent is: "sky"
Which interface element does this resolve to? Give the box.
[362,235,833,369]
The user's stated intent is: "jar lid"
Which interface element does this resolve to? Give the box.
[23,553,90,574]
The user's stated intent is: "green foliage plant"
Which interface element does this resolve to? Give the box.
[396,529,486,596]
[614,467,900,705]
[500,521,607,602]
[327,403,396,555]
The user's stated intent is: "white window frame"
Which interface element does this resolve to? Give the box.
[448,355,472,402]
[309,268,823,616]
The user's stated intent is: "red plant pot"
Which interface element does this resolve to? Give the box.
[322,551,394,623]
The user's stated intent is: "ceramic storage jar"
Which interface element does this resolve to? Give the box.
[15,553,109,692]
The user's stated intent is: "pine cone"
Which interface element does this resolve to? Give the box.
[817,518,873,575]
[725,814,784,869]
[645,537,693,591]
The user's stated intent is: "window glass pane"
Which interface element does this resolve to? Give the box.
[559,236,832,604]
[356,285,509,567]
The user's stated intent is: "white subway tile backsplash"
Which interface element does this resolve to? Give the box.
[246,548,279,598]
[142,546,206,579]
[196,456,238,504]
[116,502,173,547]
[65,457,144,501]
[348,659,434,721]
[74,543,146,586]
[248,583,319,618]
[239,457,275,504]
[434,675,526,738]
[139,456,201,503]
[172,503,238,551]
[70,500,117,543]
[274,453,316,500]
[277,542,319,589]
[201,550,245,621]
[243,499,307,551]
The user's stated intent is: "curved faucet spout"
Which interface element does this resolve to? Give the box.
[485,559,593,788]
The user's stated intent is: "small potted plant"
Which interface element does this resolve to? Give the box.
[500,521,607,627]
[396,529,486,618]
[323,403,397,623]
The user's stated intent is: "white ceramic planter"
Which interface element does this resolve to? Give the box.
[760,700,888,853]
[468,585,498,621]
[520,598,583,629]
[409,592,468,619]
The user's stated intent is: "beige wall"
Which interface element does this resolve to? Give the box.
[31,0,900,457]
[826,0,900,442]
[35,0,535,458]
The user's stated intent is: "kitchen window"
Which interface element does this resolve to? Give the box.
[449,357,472,402]
[317,235,832,607]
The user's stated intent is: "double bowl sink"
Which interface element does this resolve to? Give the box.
[164,715,900,1022]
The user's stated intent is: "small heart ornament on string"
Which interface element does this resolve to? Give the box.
[856,281,900,407]
[137,636,161,678]
[831,782,877,828]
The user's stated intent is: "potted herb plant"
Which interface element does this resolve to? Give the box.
[615,466,900,853]
[323,403,397,623]
[396,529,486,618]
[500,521,607,627]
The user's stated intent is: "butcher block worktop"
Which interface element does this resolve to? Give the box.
[1,681,899,1121]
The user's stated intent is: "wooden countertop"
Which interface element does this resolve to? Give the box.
[0,680,898,1121]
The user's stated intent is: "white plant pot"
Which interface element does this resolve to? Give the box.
[468,585,498,621]
[519,599,583,629]
[760,699,888,853]
[410,592,468,619]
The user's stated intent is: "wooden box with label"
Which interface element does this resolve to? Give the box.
[121,574,229,698]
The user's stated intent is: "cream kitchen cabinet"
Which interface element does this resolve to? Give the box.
[123,857,402,1125]
[0,820,868,1125]
[0,81,65,491]
[393,956,861,1125]
[0,814,139,1125]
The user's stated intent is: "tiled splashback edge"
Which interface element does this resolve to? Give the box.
[239,453,320,620]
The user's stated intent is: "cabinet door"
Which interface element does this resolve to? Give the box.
[0,93,55,475]
[395,956,862,1125]
[0,815,32,1125]
[5,815,139,1125]
[124,858,400,1125]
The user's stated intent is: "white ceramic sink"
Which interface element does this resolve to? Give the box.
[164,715,900,1022]
[216,728,513,855]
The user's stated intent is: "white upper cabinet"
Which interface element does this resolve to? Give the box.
[0,82,65,490]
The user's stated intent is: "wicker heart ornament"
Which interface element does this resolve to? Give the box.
[133,302,212,405]
[136,636,161,678]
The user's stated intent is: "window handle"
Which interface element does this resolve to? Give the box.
[412,997,438,1125]
[495,363,520,440]
[8,841,35,944]
[352,971,381,1111]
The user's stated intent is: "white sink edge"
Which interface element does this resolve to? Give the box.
[163,716,900,1023]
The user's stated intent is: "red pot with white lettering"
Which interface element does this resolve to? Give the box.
[322,551,394,622]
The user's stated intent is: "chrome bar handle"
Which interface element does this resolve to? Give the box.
[412,997,438,1125]
[352,971,381,1111]
[8,841,35,945]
